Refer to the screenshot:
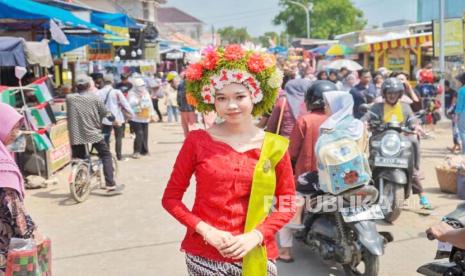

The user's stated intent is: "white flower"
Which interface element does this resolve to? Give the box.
[241,42,267,52]
[268,69,284,89]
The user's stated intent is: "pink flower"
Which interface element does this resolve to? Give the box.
[247,53,266,73]
[185,63,203,81]
[224,44,245,61]
[202,51,219,70]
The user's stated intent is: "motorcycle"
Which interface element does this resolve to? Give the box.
[297,173,393,275]
[360,104,424,222]
[417,203,465,275]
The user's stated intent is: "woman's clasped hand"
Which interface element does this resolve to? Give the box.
[204,228,262,259]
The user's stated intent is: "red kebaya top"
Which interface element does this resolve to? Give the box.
[162,130,296,262]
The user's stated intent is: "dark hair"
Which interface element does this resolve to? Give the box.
[445,80,450,87]
[90,73,103,81]
[359,69,371,77]
[316,71,327,80]
[456,73,465,85]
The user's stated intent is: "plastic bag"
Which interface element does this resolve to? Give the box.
[6,237,51,276]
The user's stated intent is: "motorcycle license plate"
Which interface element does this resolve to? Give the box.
[374,156,408,168]
[437,241,453,252]
[341,204,385,223]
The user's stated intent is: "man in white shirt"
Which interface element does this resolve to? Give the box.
[98,74,134,161]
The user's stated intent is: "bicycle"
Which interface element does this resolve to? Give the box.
[69,144,118,203]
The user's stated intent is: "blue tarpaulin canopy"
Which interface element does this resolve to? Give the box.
[90,12,140,29]
[48,35,99,56]
[0,0,115,35]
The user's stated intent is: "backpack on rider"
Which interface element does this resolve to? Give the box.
[316,117,371,195]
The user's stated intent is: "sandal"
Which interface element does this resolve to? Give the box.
[420,195,433,210]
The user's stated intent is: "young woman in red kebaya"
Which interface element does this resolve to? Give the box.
[162,45,296,276]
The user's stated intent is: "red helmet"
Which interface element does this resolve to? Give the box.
[419,70,434,84]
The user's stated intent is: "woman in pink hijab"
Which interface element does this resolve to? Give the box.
[0,103,37,272]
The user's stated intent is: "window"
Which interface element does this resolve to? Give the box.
[142,2,149,20]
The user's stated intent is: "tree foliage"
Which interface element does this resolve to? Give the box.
[217,26,251,45]
[256,32,280,48]
[273,0,366,39]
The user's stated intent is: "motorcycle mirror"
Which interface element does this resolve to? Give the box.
[416,110,426,117]
[358,104,370,115]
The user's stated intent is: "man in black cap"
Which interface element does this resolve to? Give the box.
[115,73,133,97]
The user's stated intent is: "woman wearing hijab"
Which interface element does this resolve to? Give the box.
[266,79,312,138]
[0,103,37,272]
[320,91,368,151]
[128,78,156,159]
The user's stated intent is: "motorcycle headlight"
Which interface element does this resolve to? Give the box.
[381,133,401,156]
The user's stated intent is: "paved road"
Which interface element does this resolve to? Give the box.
[24,121,461,275]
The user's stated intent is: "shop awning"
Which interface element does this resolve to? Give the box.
[90,12,140,29]
[355,32,432,52]
[0,0,115,35]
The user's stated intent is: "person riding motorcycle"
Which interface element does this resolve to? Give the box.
[361,77,432,209]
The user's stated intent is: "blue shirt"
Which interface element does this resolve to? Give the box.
[455,86,465,113]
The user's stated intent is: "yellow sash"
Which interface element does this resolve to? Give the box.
[242,132,289,276]
[383,102,404,123]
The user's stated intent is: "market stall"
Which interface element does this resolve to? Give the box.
[355,32,432,75]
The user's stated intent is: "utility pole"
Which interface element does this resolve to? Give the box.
[439,0,445,111]
[287,1,313,38]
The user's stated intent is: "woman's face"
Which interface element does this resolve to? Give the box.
[329,73,337,81]
[3,122,21,146]
[386,91,400,105]
[319,72,328,80]
[214,83,253,125]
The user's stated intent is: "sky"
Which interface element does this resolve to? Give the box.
[162,0,419,37]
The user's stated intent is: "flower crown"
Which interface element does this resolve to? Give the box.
[185,44,283,116]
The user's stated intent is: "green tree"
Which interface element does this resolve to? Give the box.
[256,31,280,48]
[217,26,251,45]
[273,0,366,39]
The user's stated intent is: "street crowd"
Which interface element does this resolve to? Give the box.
[1,44,465,275]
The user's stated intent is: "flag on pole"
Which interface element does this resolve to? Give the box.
[29,103,53,129]
[31,77,53,103]
[0,86,16,106]
[50,19,69,45]
[32,129,53,151]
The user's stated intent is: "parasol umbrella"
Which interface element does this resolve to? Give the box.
[327,59,363,71]
[310,45,329,55]
[325,44,353,56]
